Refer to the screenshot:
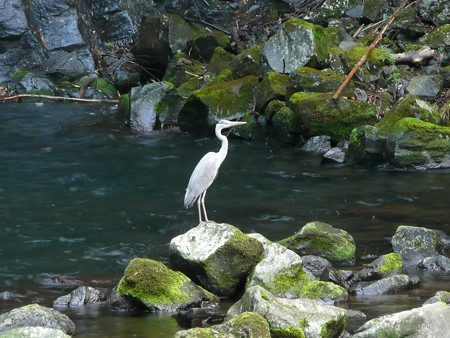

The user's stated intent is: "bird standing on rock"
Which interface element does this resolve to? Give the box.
[184,119,247,223]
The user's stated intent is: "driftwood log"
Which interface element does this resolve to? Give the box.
[393,46,436,65]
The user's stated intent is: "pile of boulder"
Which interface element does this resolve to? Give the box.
[1,221,448,337]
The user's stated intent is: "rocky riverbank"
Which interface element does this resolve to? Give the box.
[1,0,449,170]
[0,221,449,337]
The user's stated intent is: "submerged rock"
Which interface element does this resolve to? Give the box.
[0,304,75,336]
[169,221,264,297]
[175,312,271,338]
[352,302,450,337]
[113,258,218,312]
[417,255,450,272]
[279,221,356,266]
[227,285,347,338]
[53,286,107,307]
[352,274,416,296]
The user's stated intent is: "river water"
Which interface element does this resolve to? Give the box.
[0,102,449,337]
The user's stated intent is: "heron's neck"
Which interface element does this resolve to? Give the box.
[216,129,229,163]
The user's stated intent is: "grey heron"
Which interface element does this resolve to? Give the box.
[184,119,247,223]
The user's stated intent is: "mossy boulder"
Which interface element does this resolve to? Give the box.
[329,46,392,85]
[162,54,206,96]
[136,14,207,69]
[354,253,403,282]
[116,258,218,312]
[424,291,450,305]
[391,225,448,266]
[187,31,231,62]
[288,92,377,141]
[265,100,299,144]
[228,45,262,79]
[261,18,330,74]
[279,221,356,266]
[287,67,351,98]
[0,326,71,338]
[377,95,442,132]
[256,71,289,110]
[0,304,75,336]
[203,47,235,85]
[246,234,314,298]
[348,125,387,165]
[177,76,258,133]
[418,24,450,49]
[300,281,349,304]
[384,118,450,169]
[169,221,264,297]
[175,312,271,338]
[227,286,347,338]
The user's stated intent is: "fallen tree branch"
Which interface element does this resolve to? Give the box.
[393,46,435,65]
[332,0,411,100]
[1,94,119,104]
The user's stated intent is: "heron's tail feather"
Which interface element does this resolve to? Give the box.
[184,189,196,209]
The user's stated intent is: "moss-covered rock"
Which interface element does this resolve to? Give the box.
[228,45,262,79]
[418,24,450,49]
[288,92,377,141]
[162,54,206,96]
[246,234,314,298]
[175,312,271,338]
[265,100,299,144]
[384,117,450,169]
[178,76,258,133]
[116,258,218,312]
[227,286,347,338]
[300,281,349,304]
[348,125,387,165]
[261,18,330,74]
[0,326,71,338]
[256,71,289,110]
[117,93,130,120]
[354,253,403,282]
[424,291,450,305]
[279,221,356,266]
[169,222,264,297]
[0,304,75,336]
[329,46,392,85]
[188,31,231,63]
[391,225,447,265]
[203,47,235,85]
[287,67,350,98]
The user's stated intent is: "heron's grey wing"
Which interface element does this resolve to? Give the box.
[184,152,221,208]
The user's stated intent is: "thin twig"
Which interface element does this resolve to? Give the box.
[332,0,412,100]
[184,16,230,35]
[2,94,119,104]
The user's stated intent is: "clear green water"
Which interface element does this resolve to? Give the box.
[0,102,449,337]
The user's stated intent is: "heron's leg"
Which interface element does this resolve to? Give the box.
[197,197,203,223]
[201,190,209,222]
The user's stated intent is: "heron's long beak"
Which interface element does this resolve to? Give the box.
[227,121,247,127]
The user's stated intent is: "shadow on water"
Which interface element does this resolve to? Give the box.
[0,102,449,336]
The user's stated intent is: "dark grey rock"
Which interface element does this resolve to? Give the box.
[33,273,83,290]
[301,255,351,289]
[353,253,403,282]
[418,0,450,26]
[391,225,446,266]
[44,50,94,81]
[28,0,84,51]
[53,286,107,307]
[417,255,450,272]
[406,75,444,98]
[0,0,28,39]
[0,304,75,336]
[352,274,414,296]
